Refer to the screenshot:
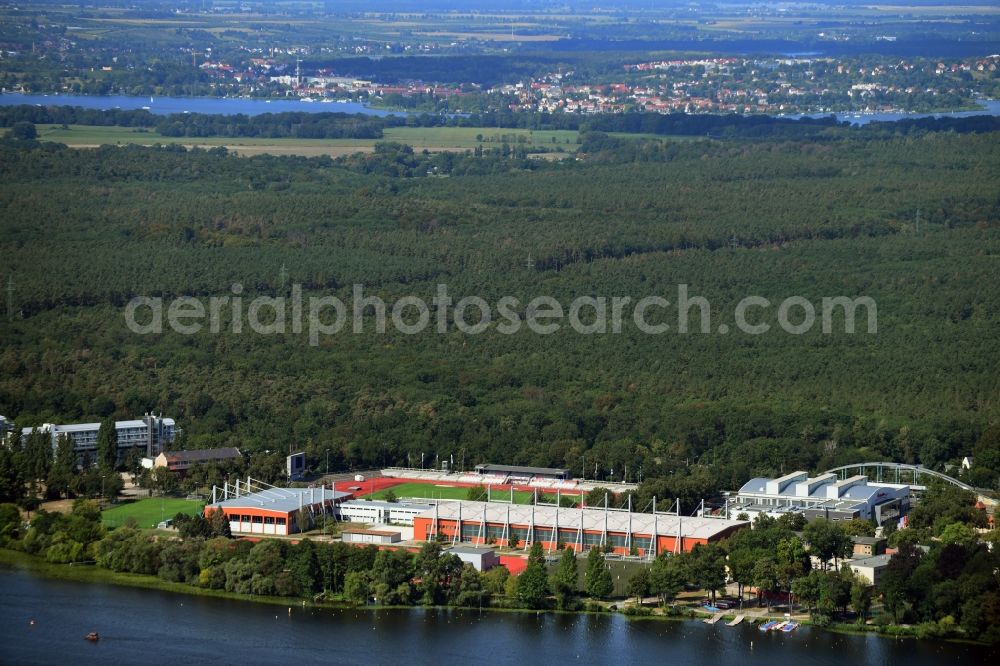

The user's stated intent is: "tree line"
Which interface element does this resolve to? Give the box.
[4,104,998,142]
[1,481,995,640]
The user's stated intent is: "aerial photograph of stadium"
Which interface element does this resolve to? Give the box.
[1,1,998,663]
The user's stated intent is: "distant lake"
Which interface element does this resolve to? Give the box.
[782,98,1000,126]
[1,567,997,666]
[2,92,999,126]
[0,93,408,117]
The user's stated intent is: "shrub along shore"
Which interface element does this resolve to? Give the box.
[1,493,997,645]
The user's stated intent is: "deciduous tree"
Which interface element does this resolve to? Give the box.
[627,567,650,605]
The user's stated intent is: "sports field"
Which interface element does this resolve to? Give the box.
[101,498,203,529]
[369,482,536,504]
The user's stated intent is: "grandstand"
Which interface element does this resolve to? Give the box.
[381,466,637,494]
[414,500,748,556]
[474,464,571,484]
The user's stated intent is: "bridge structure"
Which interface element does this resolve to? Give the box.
[823,461,974,492]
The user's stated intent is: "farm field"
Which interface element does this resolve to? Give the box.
[101,498,203,529]
[34,124,585,155]
[38,125,376,155]
[385,126,579,149]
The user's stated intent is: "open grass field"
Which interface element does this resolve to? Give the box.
[385,126,578,149]
[35,124,589,156]
[101,497,203,529]
[36,124,680,157]
[414,31,563,42]
[36,125,375,149]
[368,482,539,504]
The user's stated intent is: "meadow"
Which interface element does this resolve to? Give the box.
[101,498,204,529]
[35,124,583,155]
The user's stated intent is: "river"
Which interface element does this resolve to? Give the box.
[2,93,1000,126]
[0,568,995,665]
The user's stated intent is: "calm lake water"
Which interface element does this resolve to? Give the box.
[2,93,1000,126]
[0,93,405,117]
[782,98,1000,126]
[0,567,995,666]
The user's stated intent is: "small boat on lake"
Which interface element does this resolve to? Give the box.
[85,632,99,641]
[758,620,779,632]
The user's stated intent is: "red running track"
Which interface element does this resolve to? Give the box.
[338,476,587,498]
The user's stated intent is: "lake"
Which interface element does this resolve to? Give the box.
[2,93,1000,126]
[781,98,1000,126]
[0,93,407,118]
[0,568,995,666]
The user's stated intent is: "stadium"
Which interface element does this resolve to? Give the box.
[413,500,748,556]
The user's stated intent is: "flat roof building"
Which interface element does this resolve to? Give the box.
[728,471,909,526]
[342,528,402,545]
[851,535,887,557]
[21,414,176,459]
[848,554,893,586]
[206,483,352,536]
[447,546,500,571]
[413,500,748,556]
[336,500,434,527]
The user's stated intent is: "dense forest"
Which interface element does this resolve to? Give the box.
[0,122,998,496]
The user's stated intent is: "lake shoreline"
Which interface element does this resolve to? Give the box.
[1,547,987,647]
[0,548,334,610]
[3,92,999,125]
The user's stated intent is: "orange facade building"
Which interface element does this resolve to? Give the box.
[205,484,353,536]
[412,501,748,556]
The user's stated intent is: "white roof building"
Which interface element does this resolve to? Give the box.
[423,501,746,541]
[412,500,748,555]
[848,553,893,585]
[447,546,500,571]
[336,500,435,527]
[729,471,909,525]
[206,484,352,536]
